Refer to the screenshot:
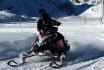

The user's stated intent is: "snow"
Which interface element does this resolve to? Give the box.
[0,11,104,70]
[0,16,104,70]
[80,4,102,18]
[87,0,102,5]
[0,1,104,70]
[0,22,104,69]
[0,10,15,19]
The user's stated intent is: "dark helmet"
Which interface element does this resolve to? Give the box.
[38,8,46,17]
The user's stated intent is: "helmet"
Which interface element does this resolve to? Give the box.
[38,8,46,17]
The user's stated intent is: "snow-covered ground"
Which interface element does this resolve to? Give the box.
[0,2,104,70]
[0,21,104,70]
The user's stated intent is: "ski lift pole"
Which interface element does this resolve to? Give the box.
[84,12,86,24]
[1,12,5,28]
[1,14,3,28]
[19,17,21,28]
[17,2,21,28]
[101,0,104,24]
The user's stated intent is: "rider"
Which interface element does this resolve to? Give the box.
[37,8,61,34]
[27,8,66,56]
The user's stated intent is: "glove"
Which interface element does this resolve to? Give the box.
[57,22,61,26]
[40,29,44,34]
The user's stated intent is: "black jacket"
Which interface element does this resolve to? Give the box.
[37,13,61,32]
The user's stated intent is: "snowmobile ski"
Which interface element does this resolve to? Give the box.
[50,61,63,68]
[49,54,65,68]
[7,60,26,67]
[7,53,35,67]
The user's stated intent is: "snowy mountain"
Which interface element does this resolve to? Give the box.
[0,0,71,17]
[0,0,93,17]
[0,0,96,23]
[72,0,102,5]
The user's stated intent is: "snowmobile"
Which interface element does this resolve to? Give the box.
[7,27,70,68]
